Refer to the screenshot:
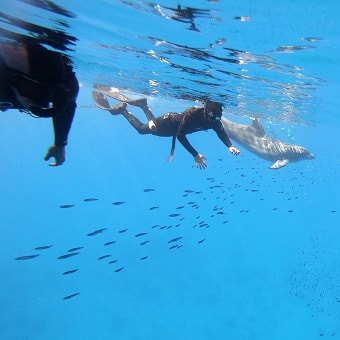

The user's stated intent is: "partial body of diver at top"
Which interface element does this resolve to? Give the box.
[0,41,78,166]
[0,7,79,166]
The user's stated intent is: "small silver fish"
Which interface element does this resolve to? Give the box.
[15,254,40,260]
[63,293,80,300]
[57,252,79,259]
[62,269,79,275]
[68,246,84,252]
[98,255,111,260]
[87,228,107,236]
[112,201,125,205]
[135,232,148,237]
[169,213,180,217]
[83,198,99,202]
[114,267,124,272]
[140,240,150,246]
[34,245,53,250]
[104,241,116,246]
[168,237,183,243]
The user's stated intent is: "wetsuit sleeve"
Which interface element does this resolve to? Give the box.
[177,134,198,157]
[52,72,79,147]
[174,108,201,157]
[213,122,233,148]
[52,100,76,146]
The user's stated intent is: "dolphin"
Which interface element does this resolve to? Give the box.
[221,117,314,169]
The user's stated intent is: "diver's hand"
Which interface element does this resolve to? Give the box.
[194,154,207,170]
[44,144,65,166]
[229,146,240,155]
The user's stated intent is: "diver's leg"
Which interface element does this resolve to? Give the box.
[93,90,155,123]
[120,98,157,131]
[94,85,150,110]
[92,90,155,131]
[121,110,150,134]
[103,92,155,122]
[94,85,149,110]
[113,95,157,130]
[120,96,157,130]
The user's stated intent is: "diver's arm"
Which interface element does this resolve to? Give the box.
[177,134,207,169]
[52,100,76,148]
[213,121,232,148]
[46,71,79,166]
[213,122,240,155]
[43,100,76,166]
[177,134,198,157]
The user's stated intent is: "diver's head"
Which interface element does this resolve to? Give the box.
[204,100,222,121]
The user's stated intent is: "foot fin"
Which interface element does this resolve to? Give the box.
[92,91,111,110]
[94,84,133,102]
[92,91,127,114]
[93,84,146,108]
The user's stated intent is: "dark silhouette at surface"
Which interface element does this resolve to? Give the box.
[0,0,78,166]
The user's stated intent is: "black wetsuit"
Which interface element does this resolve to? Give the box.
[121,105,233,158]
[0,42,79,147]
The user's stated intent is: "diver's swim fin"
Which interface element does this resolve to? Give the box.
[93,85,147,108]
[92,91,127,115]
[92,91,112,110]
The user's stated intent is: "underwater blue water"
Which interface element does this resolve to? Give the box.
[1,0,340,339]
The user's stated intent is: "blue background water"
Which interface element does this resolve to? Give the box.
[1,0,339,339]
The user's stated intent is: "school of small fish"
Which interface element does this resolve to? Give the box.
[13,166,339,338]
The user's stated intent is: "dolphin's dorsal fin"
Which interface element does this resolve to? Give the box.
[269,159,289,169]
[251,118,266,138]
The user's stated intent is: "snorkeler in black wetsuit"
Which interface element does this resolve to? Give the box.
[92,90,240,169]
[0,41,79,166]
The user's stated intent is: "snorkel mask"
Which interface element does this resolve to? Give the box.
[204,100,222,121]
[208,112,221,121]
